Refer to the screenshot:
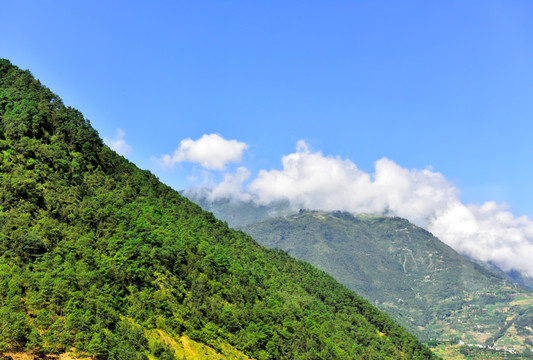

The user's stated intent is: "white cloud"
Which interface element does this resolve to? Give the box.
[186,166,253,203]
[104,128,132,156]
[155,133,248,170]
[249,140,373,211]
[194,140,533,278]
[248,141,458,227]
[430,201,533,276]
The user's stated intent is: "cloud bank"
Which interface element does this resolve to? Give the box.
[154,133,248,170]
[189,140,533,278]
[205,166,253,202]
[104,128,132,156]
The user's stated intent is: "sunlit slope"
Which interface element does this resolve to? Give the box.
[4,332,251,360]
[0,59,437,359]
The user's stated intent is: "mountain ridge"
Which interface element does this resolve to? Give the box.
[238,210,533,356]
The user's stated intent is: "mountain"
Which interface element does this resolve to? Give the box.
[0,59,437,359]
[461,254,533,292]
[239,210,533,356]
[184,190,294,228]
[188,192,533,293]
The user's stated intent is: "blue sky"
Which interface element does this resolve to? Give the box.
[3,1,533,274]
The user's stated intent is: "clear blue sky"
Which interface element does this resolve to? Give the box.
[3,1,533,218]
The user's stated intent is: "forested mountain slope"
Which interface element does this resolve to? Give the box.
[241,211,533,355]
[0,59,437,359]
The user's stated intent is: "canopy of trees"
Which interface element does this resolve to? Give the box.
[0,59,438,359]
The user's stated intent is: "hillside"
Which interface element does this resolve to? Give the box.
[240,211,533,356]
[0,59,438,359]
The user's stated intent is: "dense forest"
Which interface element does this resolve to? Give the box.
[0,59,438,359]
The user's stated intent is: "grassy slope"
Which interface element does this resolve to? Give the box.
[4,332,251,360]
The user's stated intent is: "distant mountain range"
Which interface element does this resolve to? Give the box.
[187,194,533,357]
